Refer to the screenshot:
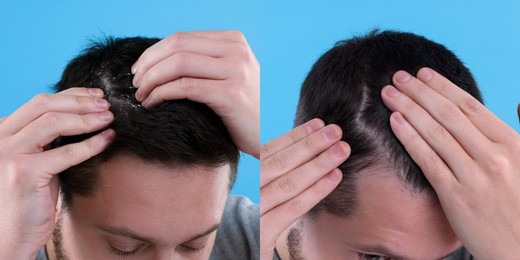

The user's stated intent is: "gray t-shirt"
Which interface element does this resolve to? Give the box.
[272,245,474,259]
[36,195,259,260]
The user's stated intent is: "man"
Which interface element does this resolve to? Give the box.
[0,31,260,259]
[261,30,520,259]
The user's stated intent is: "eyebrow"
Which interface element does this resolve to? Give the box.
[356,244,463,260]
[97,223,221,244]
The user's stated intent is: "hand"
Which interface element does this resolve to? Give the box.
[381,68,520,259]
[131,30,260,158]
[0,88,115,259]
[260,119,350,260]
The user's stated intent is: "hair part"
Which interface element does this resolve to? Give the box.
[295,30,482,217]
[53,36,239,208]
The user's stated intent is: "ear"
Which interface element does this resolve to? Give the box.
[517,103,520,123]
[55,188,63,224]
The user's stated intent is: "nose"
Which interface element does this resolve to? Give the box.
[152,249,175,260]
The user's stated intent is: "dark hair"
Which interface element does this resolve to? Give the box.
[295,30,482,217]
[53,37,239,208]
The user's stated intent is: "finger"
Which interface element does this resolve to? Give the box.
[0,115,8,124]
[34,129,115,175]
[381,85,474,179]
[0,92,109,136]
[132,31,250,83]
[134,53,233,101]
[177,30,247,42]
[416,68,518,142]
[261,119,325,160]
[260,169,342,249]
[139,77,228,109]
[12,111,114,152]
[389,112,457,189]
[260,141,350,215]
[389,71,493,160]
[58,87,104,98]
[260,124,343,187]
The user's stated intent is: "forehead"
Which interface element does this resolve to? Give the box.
[70,152,230,244]
[307,172,460,259]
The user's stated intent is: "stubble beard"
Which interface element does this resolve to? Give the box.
[51,215,69,260]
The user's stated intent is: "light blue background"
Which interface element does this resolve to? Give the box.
[260,1,520,144]
[0,1,259,203]
[2,1,520,206]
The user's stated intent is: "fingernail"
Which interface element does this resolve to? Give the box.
[132,74,141,87]
[305,119,324,133]
[101,129,116,141]
[131,62,138,74]
[418,68,433,81]
[393,112,406,124]
[324,125,340,140]
[326,169,341,182]
[95,98,109,109]
[330,143,347,158]
[384,85,400,97]
[141,98,150,108]
[135,91,143,102]
[89,88,103,97]
[99,111,114,122]
[395,71,411,83]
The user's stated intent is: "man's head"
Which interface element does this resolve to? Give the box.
[51,37,239,259]
[290,30,482,258]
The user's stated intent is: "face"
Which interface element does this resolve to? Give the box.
[286,172,462,260]
[54,152,230,260]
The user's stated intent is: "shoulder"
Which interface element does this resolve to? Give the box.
[210,195,259,260]
[447,247,474,260]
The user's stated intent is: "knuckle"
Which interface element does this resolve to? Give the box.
[289,130,301,144]
[81,114,101,131]
[32,93,53,109]
[438,104,460,122]
[286,199,305,215]
[461,97,482,115]
[303,135,317,151]
[263,154,283,172]
[3,160,26,186]
[169,32,188,49]
[172,53,191,68]
[421,152,444,175]
[41,112,61,126]
[225,30,246,41]
[232,41,251,58]
[486,155,510,176]
[429,124,451,141]
[178,77,195,89]
[275,175,295,193]
[312,153,330,171]
[260,144,272,159]
[60,145,76,162]
[74,95,86,107]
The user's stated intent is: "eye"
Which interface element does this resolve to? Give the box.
[360,254,393,260]
[110,245,139,257]
[180,244,205,255]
